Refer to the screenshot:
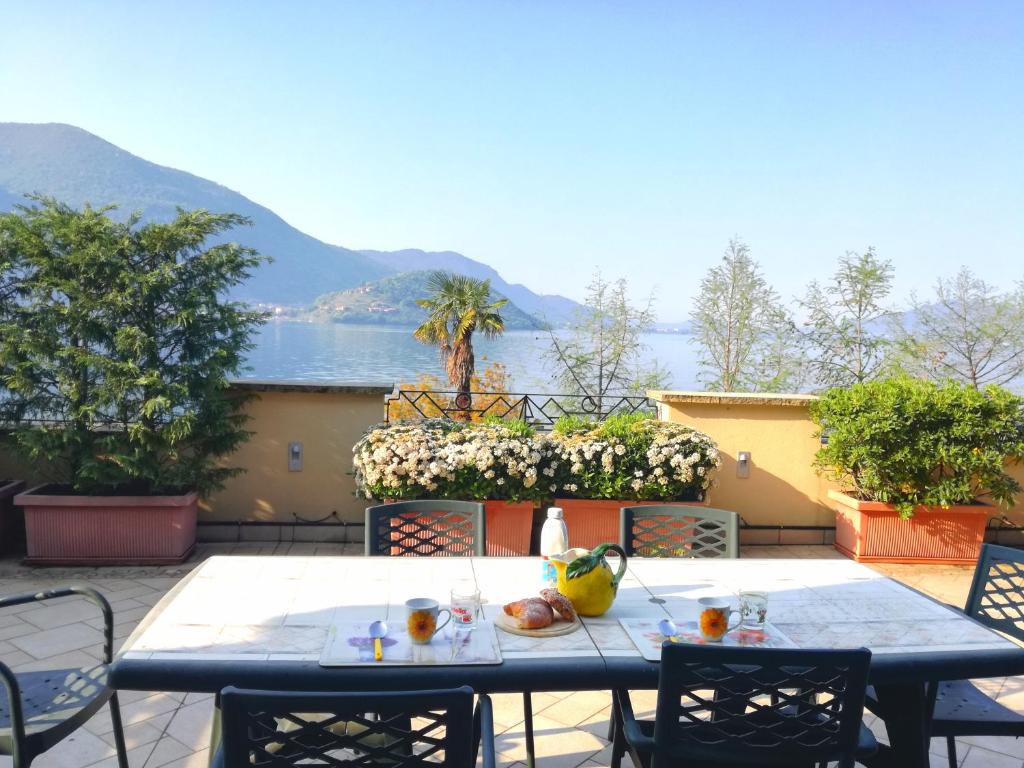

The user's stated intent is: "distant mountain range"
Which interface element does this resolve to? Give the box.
[0,122,580,323]
[305,270,544,330]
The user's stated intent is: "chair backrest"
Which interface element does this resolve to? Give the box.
[219,686,476,768]
[620,505,739,558]
[652,644,871,767]
[964,543,1024,642]
[365,501,486,556]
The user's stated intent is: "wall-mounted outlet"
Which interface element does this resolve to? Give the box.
[737,451,751,478]
[288,441,303,472]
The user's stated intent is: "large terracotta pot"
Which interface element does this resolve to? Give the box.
[481,500,534,556]
[829,489,990,564]
[0,480,27,555]
[555,497,708,550]
[15,485,198,565]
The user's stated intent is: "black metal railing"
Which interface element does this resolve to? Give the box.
[385,390,655,429]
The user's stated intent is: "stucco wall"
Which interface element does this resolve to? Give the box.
[0,381,391,525]
[649,390,1024,530]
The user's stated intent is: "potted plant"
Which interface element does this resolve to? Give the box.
[548,414,720,549]
[0,199,266,564]
[811,377,1024,564]
[353,418,544,554]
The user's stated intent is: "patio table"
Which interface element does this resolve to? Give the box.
[112,555,1024,768]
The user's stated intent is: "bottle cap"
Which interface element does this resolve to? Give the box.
[547,507,564,519]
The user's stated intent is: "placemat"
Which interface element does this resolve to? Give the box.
[320,621,503,667]
[620,618,796,661]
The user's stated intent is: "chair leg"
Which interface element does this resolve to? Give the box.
[523,692,536,768]
[108,692,129,768]
[610,695,625,768]
[946,735,957,768]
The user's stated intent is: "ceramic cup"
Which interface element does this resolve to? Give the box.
[405,598,451,644]
[697,596,741,641]
[739,590,769,630]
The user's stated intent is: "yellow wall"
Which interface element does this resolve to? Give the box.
[649,391,834,527]
[650,390,1024,530]
[0,382,390,525]
[203,384,387,523]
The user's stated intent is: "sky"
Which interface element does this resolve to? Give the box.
[2,1,1023,320]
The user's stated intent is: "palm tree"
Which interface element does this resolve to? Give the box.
[414,272,507,408]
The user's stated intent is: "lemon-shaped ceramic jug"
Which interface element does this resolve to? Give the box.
[550,544,628,617]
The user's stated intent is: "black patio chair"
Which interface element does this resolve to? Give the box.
[620,505,740,558]
[364,500,486,556]
[925,542,1024,768]
[215,685,494,768]
[611,644,876,768]
[0,587,128,768]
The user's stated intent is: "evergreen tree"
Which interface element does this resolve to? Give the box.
[0,198,267,494]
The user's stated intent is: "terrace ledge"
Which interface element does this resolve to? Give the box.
[647,390,818,407]
[229,379,394,395]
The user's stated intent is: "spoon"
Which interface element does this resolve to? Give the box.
[369,620,388,662]
[658,618,680,643]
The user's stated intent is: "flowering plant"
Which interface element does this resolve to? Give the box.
[548,414,720,501]
[352,414,720,503]
[353,418,548,502]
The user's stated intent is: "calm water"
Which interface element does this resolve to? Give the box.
[243,322,701,391]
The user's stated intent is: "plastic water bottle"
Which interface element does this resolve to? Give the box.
[540,507,569,587]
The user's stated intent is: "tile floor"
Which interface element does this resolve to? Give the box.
[0,543,1020,768]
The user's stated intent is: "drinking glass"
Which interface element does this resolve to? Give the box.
[739,590,769,629]
[450,582,481,630]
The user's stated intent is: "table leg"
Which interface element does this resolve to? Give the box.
[864,682,930,768]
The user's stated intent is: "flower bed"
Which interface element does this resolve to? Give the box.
[354,419,544,554]
[547,415,719,548]
[353,415,720,553]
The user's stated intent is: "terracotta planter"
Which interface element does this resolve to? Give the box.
[481,500,534,556]
[16,485,198,565]
[383,498,534,556]
[555,497,708,550]
[0,480,27,555]
[829,489,990,564]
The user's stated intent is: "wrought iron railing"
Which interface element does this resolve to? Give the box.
[385,390,655,429]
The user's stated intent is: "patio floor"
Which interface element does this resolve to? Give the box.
[0,544,1022,768]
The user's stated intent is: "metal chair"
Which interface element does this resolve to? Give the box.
[215,685,494,768]
[0,587,128,768]
[926,543,1024,768]
[365,500,486,556]
[620,505,740,558]
[611,644,876,768]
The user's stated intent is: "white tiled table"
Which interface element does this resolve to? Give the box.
[113,556,1024,768]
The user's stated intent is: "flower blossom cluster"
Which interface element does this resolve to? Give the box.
[353,417,720,502]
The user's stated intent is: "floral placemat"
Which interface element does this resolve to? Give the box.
[320,621,503,667]
[620,618,797,661]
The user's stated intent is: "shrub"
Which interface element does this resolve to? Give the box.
[811,377,1024,518]
[353,419,547,502]
[548,415,719,501]
[0,199,267,495]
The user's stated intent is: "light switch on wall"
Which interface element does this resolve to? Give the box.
[737,451,751,478]
[288,441,303,471]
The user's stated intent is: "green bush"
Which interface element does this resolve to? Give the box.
[0,198,267,495]
[810,377,1024,518]
[548,415,719,501]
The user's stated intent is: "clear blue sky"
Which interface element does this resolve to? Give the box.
[2,1,1022,319]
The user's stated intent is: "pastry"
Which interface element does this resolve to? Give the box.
[540,588,577,622]
[503,598,554,629]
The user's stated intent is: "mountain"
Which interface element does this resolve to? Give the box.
[305,271,545,330]
[0,122,582,320]
[359,249,579,324]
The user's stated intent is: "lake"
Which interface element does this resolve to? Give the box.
[243,321,701,392]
